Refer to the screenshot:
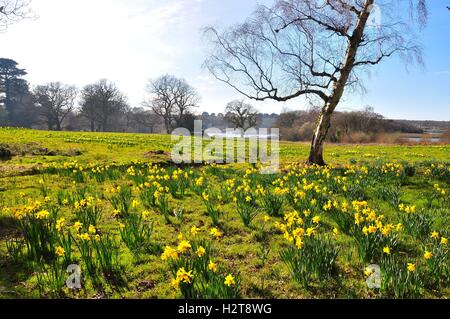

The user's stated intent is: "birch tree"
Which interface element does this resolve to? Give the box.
[204,0,427,165]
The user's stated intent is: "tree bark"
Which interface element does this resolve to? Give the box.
[164,118,171,134]
[308,107,332,166]
[307,0,373,165]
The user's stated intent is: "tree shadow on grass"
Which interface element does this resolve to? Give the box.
[0,252,35,298]
[302,272,363,298]
[0,215,19,241]
[246,282,276,299]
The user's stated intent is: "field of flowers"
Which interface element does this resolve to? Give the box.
[0,128,449,299]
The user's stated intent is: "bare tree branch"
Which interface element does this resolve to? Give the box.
[79,80,128,132]
[225,99,260,130]
[203,0,428,165]
[0,0,34,32]
[144,74,200,133]
[33,82,77,131]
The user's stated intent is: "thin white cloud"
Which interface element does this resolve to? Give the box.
[434,70,450,75]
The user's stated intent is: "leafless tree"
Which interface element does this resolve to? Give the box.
[0,0,33,32]
[144,74,200,133]
[130,107,162,133]
[79,79,128,132]
[225,99,260,131]
[78,84,98,132]
[33,82,77,131]
[204,0,427,165]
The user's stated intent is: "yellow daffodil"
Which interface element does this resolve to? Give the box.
[306,227,315,237]
[55,246,65,257]
[177,240,192,253]
[142,210,151,219]
[190,225,201,236]
[131,200,140,208]
[333,228,339,236]
[35,210,50,220]
[364,267,374,277]
[78,233,90,241]
[323,201,332,211]
[73,221,83,232]
[176,268,193,284]
[196,246,206,257]
[161,246,178,261]
[224,274,235,287]
[292,227,305,238]
[407,263,416,272]
[56,218,66,231]
[208,261,218,273]
[88,225,97,234]
[210,227,223,239]
[295,237,304,249]
[284,231,294,243]
[171,278,180,289]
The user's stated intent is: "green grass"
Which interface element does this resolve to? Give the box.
[0,127,448,168]
[0,127,449,299]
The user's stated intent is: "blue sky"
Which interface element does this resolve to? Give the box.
[1,0,449,120]
[353,1,450,120]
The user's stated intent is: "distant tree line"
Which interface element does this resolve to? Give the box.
[277,107,424,143]
[0,58,162,133]
[0,58,279,133]
[0,57,428,142]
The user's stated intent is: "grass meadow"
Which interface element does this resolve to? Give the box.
[0,127,449,299]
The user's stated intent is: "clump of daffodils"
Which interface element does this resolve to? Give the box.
[421,231,449,284]
[161,230,239,298]
[277,210,338,286]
